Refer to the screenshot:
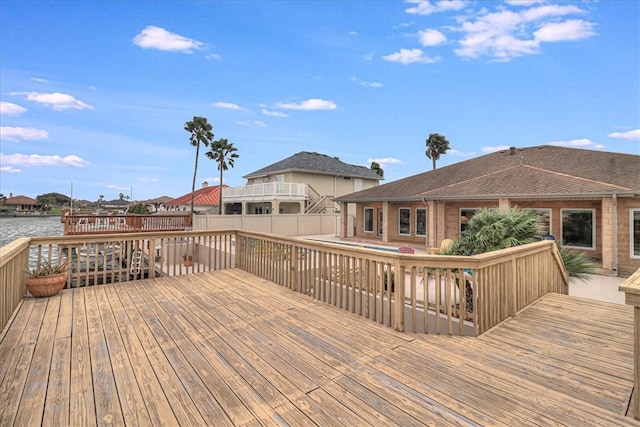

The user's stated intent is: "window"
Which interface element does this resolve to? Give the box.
[561,209,595,249]
[460,209,479,233]
[632,209,640,259]
[416,208,427,236]
[399,208,411,235]
[364,208,374,232]
[527,208,552,237]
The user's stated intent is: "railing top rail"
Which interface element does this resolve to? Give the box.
[0,237,30,268]
[30,229,238,246]
[619,267,640,298]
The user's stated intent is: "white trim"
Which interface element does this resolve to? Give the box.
[561,208,596,250]
[364,207,374,233]
[631,209,640,259]
[398,207,411,236]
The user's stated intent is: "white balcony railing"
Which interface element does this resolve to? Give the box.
[222,182,308,202]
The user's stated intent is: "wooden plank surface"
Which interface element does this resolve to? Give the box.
[0,269,638,426]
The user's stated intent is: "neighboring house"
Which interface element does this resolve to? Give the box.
[223,151,383,215]
[144,196,173,212]
[0,195,39,215]
[165,182,226,214]
[334,145,640,274]
[102,199,131,211]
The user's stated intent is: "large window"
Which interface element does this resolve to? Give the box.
[399,208,411,235]
[460,209,479,233]
[416,208,427,236]
[632,209,640,259]
[561,209,595,249]
[364,208,374,232]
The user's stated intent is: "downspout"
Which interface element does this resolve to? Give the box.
[612,193,618,273]
[422,197,429,249]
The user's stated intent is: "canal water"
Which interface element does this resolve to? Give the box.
[0,216,64,248]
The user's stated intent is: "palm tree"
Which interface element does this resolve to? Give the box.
[205,138,239,215]
[370,161,384,177]
[425,133,450,170]
[184,116,214,215]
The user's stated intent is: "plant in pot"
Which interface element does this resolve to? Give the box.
[182,253,193,267]
[26,257,69,297]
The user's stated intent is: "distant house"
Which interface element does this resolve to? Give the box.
[144,196,173,213]
[0,195,39,215]
[223,151,383,215]
[165,182,226,214]
[334,145,640,274]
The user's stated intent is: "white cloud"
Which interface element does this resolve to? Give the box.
[547,138,605,149]
[418,28,447,46]
[481,145,512,153]
[505,0,546,6]
[275,99,337,111]
[350,76,384,88]
[0,126,49,141]
[406,0,468,16]
[453,4,594,61]
[362,52,375,61]
[132,25,206,53]
[0,165,21,173]
[262,109,289,117]
[448,148,475,156]
[368,157,402,166]
[11,91,93,110]
[348,31,358,36]
[383,48,441,64]
[1,153,89,167]
[236,120,267,127]
[31,77,49,83]
[534,19,596,42]
[608,129,640,140]
[205,53,221,60]
[0,102,27,116]
[212,101,245,111]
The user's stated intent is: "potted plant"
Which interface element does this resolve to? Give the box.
[182,253,193,267]
[26,257,69,297]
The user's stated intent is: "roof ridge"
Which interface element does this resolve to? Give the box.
[522,164,633,191]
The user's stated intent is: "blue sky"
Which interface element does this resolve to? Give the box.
[1,0,638,202]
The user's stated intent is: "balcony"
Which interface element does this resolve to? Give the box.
[1,231,639,424]
[222,182,307,202]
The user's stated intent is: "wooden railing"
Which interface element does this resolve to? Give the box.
[236,233,568,336]
[63,214,192,235]
[1,231,568,339]
[620,267,640,421]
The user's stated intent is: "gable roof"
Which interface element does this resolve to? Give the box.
[165,185,226,206]
[243,151,383,181]
[335,145,640,202]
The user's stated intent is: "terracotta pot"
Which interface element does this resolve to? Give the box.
[183,258,193,267]
[26,273,67,297]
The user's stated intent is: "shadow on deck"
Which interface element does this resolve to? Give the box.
[0,269,637,426]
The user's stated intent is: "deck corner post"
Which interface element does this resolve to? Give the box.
[619,267,640,421]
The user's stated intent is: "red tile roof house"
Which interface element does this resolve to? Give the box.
[334,145,640,275]
[164,182,227,214]
[0,195,39,215]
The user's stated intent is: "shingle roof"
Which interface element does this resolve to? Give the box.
[335,145,640,202]
[165,185,226,206]
[243,151,383,181]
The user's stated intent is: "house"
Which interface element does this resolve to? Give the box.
[223,151,383,215]
[165,182,226,214]
[0,194,39,215]
[144,196,173,213]
[334,145,640,274]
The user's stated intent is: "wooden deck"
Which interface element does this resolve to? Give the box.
[0,269,637,426]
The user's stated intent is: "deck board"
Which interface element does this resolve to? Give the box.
[0,268,638,426]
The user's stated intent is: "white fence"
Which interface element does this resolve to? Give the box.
[193,213,339,236]
[223,182,307,201]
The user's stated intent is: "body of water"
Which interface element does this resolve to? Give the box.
[0,216,64,248]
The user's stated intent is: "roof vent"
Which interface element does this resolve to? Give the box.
[509,146,516,155]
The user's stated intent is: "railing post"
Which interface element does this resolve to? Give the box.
[290,243,298,292]
[394,258,405,332]
[619,267,640,421]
